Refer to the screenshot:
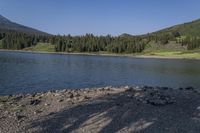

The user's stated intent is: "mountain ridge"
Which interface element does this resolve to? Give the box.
[1,14,200,37]
[0,15,49,35]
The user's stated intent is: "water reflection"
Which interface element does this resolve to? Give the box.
[0,51,200,95]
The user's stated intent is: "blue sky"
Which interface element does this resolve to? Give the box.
[0,0,200,35]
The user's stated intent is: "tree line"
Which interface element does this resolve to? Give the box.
[0,32,49,49]
[0,31,200,53]
[52,34,146,53]
[180,36,200,50]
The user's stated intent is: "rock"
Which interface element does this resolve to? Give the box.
[66,98,71,102]
[73,97,79,101]
[16,115,26,121]
[179,87,183,90]
[125,86,134,92]
[143,86,154,90]
[46,91,52,96]
[74,93,81,97]
[44,103,50,106]
[185,86,194,90]
[161,87,169,90]
[31,93,37,97]
[69,93,74,98]
[104,87,111,90]
[84,96,90,100]
[40,93,45,97]
[124,86,129,89]
[57,99,64,102]
[127,94,133,98]
[14,112,26,121]
[48,112,55,115]
[147,99,165,106]
[134,90,175,106]
[34,110,42,115]
[54,93,60,97]
[4,111,9,115]
[134,86,142,91]
[55,90,60,93]
[193,89,199,93]
[59,89,67,93]
[49,90,56,93]
[30,99,41,105]
[146,92,174,106]
[14,95,23,101]
[116,102,123,106]
[0,103,3,108]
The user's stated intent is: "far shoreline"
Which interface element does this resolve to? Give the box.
[0,49,200,60]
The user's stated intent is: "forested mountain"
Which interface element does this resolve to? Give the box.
[151,19,200,37]
[0,15,200,53]
[0,15,48,35]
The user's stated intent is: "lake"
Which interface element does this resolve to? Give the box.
[0,51,200,95]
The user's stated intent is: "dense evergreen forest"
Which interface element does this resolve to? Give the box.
[1,31,200,53]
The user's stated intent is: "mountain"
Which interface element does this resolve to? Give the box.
[150,19,200,37]
[119,33,134,37]
[119,19,200,38]
[0,15,49,35]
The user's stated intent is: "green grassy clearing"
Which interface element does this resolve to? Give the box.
[23,43,55,52]
[144,51,200,58]
[142,41,200,58]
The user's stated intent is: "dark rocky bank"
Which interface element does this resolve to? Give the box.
[0,86,200,133]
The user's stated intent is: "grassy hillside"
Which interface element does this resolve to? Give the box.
[142,41,200,58]
[23,43,55,52]
[143,41,186,53]
[152,19,200,36]
[140,18,200,56]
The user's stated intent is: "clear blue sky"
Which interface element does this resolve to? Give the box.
[0,0,200,36]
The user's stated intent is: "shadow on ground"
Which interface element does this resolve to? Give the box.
[27,90,200,133]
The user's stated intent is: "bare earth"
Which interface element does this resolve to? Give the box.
[0,86,200,133]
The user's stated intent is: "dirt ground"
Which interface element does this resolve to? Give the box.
[0,86,200,133]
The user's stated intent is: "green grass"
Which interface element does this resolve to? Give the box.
[143,49,200,59]
[144,41,186,52]
[23,43,55,52]
[142,41,200,59]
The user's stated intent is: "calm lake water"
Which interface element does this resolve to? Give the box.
[0,51,200,95]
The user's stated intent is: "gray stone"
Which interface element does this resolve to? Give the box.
[84,96,90,100]
[57,99,64,102]
[44,103,50,106]
[34,110,42,114]
[69,93,74,98]
[30,99,41,105]
[14,112,26,121]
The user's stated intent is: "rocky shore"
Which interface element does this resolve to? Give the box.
[0,86,200,133]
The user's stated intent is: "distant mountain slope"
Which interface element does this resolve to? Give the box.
[0,15,49,35]
[119,33,134,37]
[151,19,200,36]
